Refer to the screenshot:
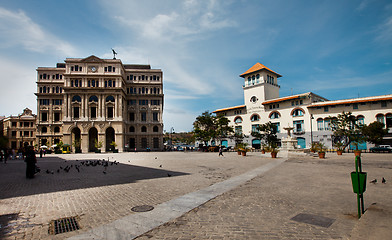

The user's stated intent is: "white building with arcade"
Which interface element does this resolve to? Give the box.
[213,62,392,150]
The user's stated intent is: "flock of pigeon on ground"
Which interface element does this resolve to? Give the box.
[44,157,120,175]
[43,156,173,177]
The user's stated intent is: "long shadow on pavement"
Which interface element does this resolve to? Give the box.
[0,156,189,199]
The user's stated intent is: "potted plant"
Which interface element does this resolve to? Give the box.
[110,141,118,153]
[335,142,344,155]
[316,142,326,158]
[94,139,103,153]
[73,139,82,153]
[261,143,267,154]
[236,143,248,156]
[270,143,279,158]
[55,141,63,154]
[310,142,318,153]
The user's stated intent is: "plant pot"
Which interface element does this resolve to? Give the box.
[75,149,82,153]
[237,151,241,155]
[95,149,101,153]
[354,150,361,156]
[241,151,247,156]
[318,152,326,158]
[337,150,343,155]
[271,152,277,158]
[261,150,265,154]
[113,149,119,153]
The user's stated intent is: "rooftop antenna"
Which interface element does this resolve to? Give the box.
[111,48,117,59]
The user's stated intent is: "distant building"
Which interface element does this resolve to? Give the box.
[1,108,36,149]
[213,62,392,149]
[36,55,164,152]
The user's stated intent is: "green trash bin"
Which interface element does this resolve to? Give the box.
[351,172,367,194]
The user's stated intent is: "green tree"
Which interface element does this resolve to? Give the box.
[330,112,365,150]
[193,111,233,146]
[193,111,216,146]
[251,121,278,150]
[0,135,8,149]
[361,121,388,145]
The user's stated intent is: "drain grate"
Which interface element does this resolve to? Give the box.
[291,213,335,228]
[48,216,80,235]
[131,205,154,212]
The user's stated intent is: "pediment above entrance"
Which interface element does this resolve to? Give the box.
[81,55,104,63]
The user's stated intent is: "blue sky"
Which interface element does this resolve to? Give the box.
[0,0,391,132]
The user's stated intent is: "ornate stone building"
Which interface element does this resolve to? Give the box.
[1,108,36,149]
[36,55,164,152]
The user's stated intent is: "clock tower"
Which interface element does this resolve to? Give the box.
[240,62,281,112]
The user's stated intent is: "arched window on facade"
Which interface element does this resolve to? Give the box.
[42,126,47,133]
[141,126,147,132]
[357,115,365,126]
[292,108,304,117]
[54,126,60,133]
[250,114,260,122]
[376,114,385,124]
[72,95,81,102]
[106,96,115,102]
[89,96,98,102]
[269,112,280,119]
[317,118,324,131]
[234,117,243,124]
[129,126,135,132]
[153,126,159,132]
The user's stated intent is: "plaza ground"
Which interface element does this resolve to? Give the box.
[0,151,391,239]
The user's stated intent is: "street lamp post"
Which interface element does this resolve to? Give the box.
[170,127,174,150]
[310,114,314,147]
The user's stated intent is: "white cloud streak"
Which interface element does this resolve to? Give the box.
[0,7,77,56]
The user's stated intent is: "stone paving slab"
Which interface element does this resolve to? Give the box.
[69,158,286,239]
[133,153,392,240]
[0,151,272,239]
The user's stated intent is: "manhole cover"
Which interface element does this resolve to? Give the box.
[131,205,154,212]
[48,216,80,235]
[291,213,335,228]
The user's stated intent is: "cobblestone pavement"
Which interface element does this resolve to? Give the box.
[135,153,392,240]
[0,151,272,239]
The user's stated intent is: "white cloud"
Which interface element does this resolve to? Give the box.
[0,57,36,116]
[0,7,77,56]
[375,16,392,42]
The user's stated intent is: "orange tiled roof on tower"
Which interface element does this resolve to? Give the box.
[240,62,282,78]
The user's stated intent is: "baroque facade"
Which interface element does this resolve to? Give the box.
[1,108,36,150]
[213,62,392,150]
[36,55,164,152]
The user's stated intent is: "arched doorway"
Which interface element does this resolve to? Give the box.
[221,140,228,148]
[252,139,261,149]
[89,127,98,152]
[106,127,115,151]
[72,127,81,152]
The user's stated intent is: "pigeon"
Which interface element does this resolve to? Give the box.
[167,173,172,177]
[155,157,158,159]
[103,171,107,174]
[57,169,60,173]
[159,165,162,168]
[382,177,386,184]
[46,169,50,174]
[370,179,377,184]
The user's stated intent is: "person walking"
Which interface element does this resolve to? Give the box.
[25,146,37,179]
[219,145,224,157]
